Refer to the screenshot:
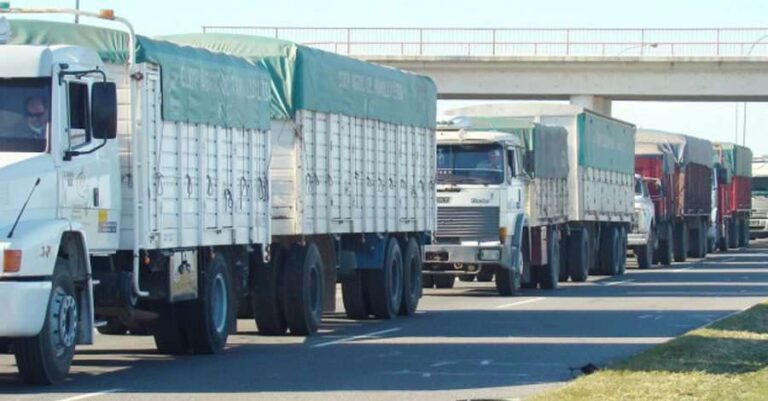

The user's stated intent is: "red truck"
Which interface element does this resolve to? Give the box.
[635,130,714,264]
[712,143,752,250]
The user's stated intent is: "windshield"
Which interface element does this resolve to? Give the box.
[634,178,644,196]
[753,177,768,195]
[437,143,505,185]
[0,78,51,153]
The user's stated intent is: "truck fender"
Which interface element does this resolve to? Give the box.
[510,214,527,271]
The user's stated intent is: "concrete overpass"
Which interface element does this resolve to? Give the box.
[359,56,768,115]
[201,26,768,116]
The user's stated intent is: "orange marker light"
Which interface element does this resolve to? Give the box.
[99,9,115,19]
[3,250,22,273]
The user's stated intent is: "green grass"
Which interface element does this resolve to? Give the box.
[530,302,768,401]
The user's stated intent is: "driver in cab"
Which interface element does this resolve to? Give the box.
[475,148,503,170]
[14,95,50,139]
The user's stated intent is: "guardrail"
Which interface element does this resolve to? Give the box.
[200,26,768,57]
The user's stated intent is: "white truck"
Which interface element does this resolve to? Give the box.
[0,10,436,385]
[750,157,768,238]
[440,104,635,283]
[628,174,657,269]
[423,117,569,295]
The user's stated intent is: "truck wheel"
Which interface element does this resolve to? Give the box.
[568,229,589,282]
[719,221,730,252]
[182,252,233,353]
[422,273,435,289]
[496,253,522,296]
[97,318,128,335]
[539,227,560,289]
[657,224,673,266]
[365,238,404,319]
[728,218,739,248]
[400,239,422,316]
[739,219,749,247]
[459,274,475,282]
[283,243,324,334]
[237,296,254,319]
[673,221,688,262]
[617,226,627,275]
[476,269,494,282]
[599,226,620,276]
[433,275,456,289]
[559,234,570,282]
[689,220,706,258]
[636,229,653,269]
[14,262,78,385]
[252,245,288,335]
[340,252,368,320]
[153,301,189,355]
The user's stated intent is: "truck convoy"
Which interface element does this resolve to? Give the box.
[424,116,569,294]
[750,156,768,238]
[431,104,635,291]
[634,130,714,264]
[712,143,752,249]
[0,10,436,385]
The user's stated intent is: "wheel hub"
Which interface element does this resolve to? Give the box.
[211,273,228,334]
[51,288,78,356]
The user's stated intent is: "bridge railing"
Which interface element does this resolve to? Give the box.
[200,26,768,57]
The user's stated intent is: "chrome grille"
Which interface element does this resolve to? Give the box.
[436,207,500,241]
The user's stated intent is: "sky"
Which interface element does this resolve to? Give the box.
[6,0,768,154]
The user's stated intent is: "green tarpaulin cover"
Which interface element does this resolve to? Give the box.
[7,20,271,131]
[448,116,568,178]
[159,34,437,129]
[714,142,752,180]
[578,112,636,175]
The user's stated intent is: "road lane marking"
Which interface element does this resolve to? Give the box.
[430,361,456,367]
[495,297,546,309]
[672,266,695,272]
[312,327,401,348]
[56,389,124,401]
[601,279,635,286]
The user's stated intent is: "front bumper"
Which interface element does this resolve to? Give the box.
[750,219,768,233]
[0,280,51,337]
[423,243,513,270]
[627,232,649,247]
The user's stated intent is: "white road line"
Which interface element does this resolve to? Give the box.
[56,389,124,401]
[312,327,401,348]
[672,266,695,272]
[430,361,456,368]
[495,297,546,309]
[602,279,635,286]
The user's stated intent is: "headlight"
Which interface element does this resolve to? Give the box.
[479,249,501,261]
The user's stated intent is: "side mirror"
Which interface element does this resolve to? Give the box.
[91,82,117,140]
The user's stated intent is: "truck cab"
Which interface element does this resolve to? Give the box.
[628,175,656,268]
[423,127,527,292]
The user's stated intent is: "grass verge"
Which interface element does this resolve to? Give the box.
[530,301,768,401]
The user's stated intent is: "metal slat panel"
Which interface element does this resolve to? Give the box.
[436,207,499,241]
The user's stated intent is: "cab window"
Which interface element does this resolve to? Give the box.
[67,82,90,148]
[507,149,517,178]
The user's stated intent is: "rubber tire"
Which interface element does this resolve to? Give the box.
[658,224,673,266]
[559,234,570,282]
[496,253,521,296]
[476,269,494,282]
[153,301,189,355]
[182,252,233,353]
[539,227,560,289]
[400,239,422,316]
[341,271,368,319]
[283,243,324,335]
[433,275,456,289]
[97,318,128,335]
[422,273,435,289]
[458,274,475,282]
[237,296,254,319]
[599,226,620,276]
[739,218,749,247]
[364,238,404,319]
[728,217,739,249]
[14,262,78,385]
[617,226,627,275]
[718,220,730,252]
[689,220,706,258]
[673,221,688,262]
[567,229,589,282]
[252,245,288,335]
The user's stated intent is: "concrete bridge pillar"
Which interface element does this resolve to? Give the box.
[569,95,613,116]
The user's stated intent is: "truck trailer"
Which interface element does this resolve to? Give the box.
[144,34,438,330]
[712,143,752,250]
[440,104,636,284]
[634,130,714,263]
[0,10,436,385]
[423,116,569,294]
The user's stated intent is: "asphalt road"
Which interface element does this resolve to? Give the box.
[3,240,768,401]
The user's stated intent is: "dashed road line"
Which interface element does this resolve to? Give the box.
[495,297,546,309]
[56,389,124,401]
[312,327,401,348]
